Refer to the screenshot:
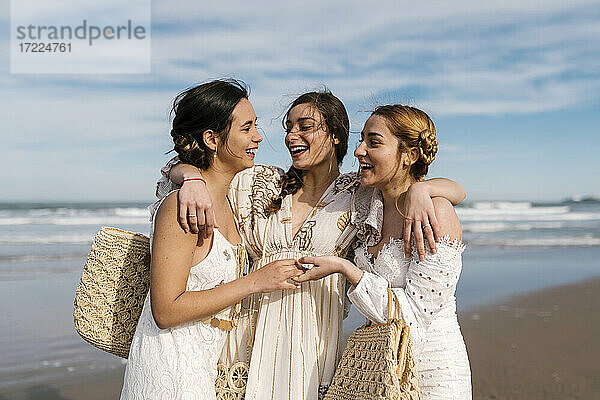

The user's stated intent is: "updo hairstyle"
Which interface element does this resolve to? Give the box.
[371,105,438,180]
[170,79,249,170]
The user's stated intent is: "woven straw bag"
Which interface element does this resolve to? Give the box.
[324,287,421,400]
[74,226,151,358]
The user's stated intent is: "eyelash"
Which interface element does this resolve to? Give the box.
[243,121,259,132]
[284,123,314,133]
[358,138,379,147]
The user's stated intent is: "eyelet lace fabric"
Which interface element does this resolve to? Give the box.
[348,187,472,400]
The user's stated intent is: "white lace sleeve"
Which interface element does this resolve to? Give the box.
[148,156,181,221]
[348,238,465,345]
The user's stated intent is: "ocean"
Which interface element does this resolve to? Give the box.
[1,199,599,392]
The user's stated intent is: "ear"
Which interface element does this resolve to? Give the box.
[332,136,340,145]
[401,148,419,168]
[408,147,419,165]
[202,130,217,152]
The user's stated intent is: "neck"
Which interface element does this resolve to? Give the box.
[201,165,236,201]
[380,177,416,215]
[301,159,340,196]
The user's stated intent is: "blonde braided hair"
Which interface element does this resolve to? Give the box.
[372,105,438,180]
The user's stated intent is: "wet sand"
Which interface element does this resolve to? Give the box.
[460,276,600,399]
[0,369,124,400]
[3,277,599,400]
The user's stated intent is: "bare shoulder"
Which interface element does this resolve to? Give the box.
[154,191,181,229]
[432,197,462,242]
[154,192,199,247]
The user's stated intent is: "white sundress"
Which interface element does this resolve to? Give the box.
[347,186,472,400]
[121,196,239,400]
[155,159,360,400]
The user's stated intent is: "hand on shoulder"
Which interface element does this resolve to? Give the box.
[154,192,203,250]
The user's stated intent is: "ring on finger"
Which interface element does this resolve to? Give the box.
[188,214,197,218]
[422,223,431,229]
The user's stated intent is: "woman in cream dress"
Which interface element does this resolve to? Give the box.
[296,105,472,399]
[156,92,466,399]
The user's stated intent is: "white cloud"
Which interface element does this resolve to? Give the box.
[2,0,599,199]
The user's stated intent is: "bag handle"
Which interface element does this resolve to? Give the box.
[396,325,410,376]
[386,287,400,322]
[386,287,411,376]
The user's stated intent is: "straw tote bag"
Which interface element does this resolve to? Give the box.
[324,288,421,400]
[74,226,151,358]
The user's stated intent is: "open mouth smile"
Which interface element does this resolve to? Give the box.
[359,162,374,171]
[289,145,309,157]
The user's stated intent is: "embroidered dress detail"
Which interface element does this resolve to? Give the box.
[228,166,359,400]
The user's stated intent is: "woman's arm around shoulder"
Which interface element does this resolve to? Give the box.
[402,180,464,259]
[431,196,462,243]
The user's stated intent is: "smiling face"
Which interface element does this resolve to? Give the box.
[216,98,262,172]
[284,103,338,171]
[354,114,413,189]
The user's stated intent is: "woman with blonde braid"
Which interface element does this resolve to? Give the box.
[296,105,472,399]
[154,91,466,399]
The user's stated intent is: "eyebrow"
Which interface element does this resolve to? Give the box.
[240,117,257,128]
[298,117,317,123]
[286,117,318,125]
[361,131,385,138]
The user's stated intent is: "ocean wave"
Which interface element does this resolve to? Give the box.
[458,205,569,215]
[0,235,93,244]
[462,222,567,233]
[469,201,534,210]
[113,207,149,217]
[456,210,600,222]
[1,206,149,218]
[28,208,79,217]
[0,253,85,263]
[0,217,149,226]
[467,235,600,247]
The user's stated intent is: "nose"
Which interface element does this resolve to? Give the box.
[354,140,367,158]
[284,131,297,147]
[253,126,263,143]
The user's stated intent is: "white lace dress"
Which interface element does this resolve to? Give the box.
[121,198,239,400]
[347,186,472,400]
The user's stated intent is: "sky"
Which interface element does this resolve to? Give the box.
[1,0,599,202]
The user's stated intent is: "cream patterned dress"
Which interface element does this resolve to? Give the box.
[155,159,359,400]
[347,186,472,400]
[121,195,239,400]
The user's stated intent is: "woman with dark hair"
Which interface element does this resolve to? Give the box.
[296,105,472,399]
[120,80,303,400]
[155,90,466,399]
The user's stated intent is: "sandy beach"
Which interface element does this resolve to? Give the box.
[2,276,598,400]
[461,276,600,399]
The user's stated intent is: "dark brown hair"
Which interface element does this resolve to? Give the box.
[170,79,249,170]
